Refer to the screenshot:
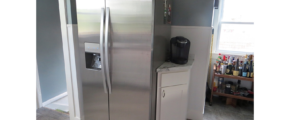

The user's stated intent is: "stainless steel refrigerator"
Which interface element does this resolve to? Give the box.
[75,0,172,120]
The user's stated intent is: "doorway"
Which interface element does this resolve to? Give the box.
[36,0,69,114]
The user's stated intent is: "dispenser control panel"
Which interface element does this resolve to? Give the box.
[85,42,100,53]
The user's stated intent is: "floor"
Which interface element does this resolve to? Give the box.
[44,96,69,113]
[37,96,253,120]
[37,107,69,120]
[203,96,254,120]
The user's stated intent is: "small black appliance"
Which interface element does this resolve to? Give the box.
[170,36,190,64]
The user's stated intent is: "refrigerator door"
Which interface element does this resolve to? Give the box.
[75,0,109,120]
[105,0,154,119]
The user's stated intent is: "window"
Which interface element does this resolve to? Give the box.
[215,0,254,53]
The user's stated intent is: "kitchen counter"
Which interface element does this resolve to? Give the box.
[156,59,194,73]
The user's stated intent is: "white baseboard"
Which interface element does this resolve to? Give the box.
[42,92,67,106]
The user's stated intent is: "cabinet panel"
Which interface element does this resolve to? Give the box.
[161,71,189,87]
[160,85,187,120]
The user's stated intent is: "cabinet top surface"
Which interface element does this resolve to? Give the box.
[156,60,194,73]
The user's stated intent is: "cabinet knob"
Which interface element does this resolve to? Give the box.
[163,90,165,98]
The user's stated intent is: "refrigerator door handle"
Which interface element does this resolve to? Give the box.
[100,8,108,93]
[104,7,112,94]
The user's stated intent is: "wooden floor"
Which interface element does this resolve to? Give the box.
[203,96,254,120]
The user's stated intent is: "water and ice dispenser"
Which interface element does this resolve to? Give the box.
[84,43,102,70]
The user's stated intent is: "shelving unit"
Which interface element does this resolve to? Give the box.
[209,71,254,106]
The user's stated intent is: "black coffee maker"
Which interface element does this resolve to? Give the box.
[170,36,190,64]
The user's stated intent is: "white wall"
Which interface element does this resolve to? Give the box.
[171,26,212,120]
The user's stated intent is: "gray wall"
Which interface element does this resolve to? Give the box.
[172,0,214,27]
[37,0,67,102]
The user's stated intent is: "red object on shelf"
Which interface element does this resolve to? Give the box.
[213,87,217,92]
[248,90,253,94]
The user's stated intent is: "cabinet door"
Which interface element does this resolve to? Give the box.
[160,85,187,120]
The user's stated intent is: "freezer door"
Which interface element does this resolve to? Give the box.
[75,0,109,120]
[105,0,154,119]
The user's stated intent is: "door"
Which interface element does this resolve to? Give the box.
[75,0,109,120]
[105,0,154,120]
[160,85,187,120]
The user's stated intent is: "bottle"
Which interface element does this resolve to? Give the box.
[247,60,253,78]
[244,55,248,65]
[217,54,222,63]
[239,61,243,76]
[238,66,243,76]
[233,58,239,76]
[227,56,233,75]
[248,55,253,64]
[218,77,224,92]
[242,62,247,77]
[236,80,241,91]
[216,62,220,72]
[223,55,226,62]
[216,63,220,72]
[213,63,217,71]
[232,61,236,70]
[214,78,218,88]
[252,61,256,78]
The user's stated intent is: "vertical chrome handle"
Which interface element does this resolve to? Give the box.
[105,7,112,94]
[100,8,108,93]
[163,90,165,98]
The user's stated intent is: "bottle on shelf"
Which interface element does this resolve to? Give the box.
[238,60,243,76]
[247,60,253,78]
[218,77,224,93]
[252,61,255,78]
[236,80,241,91]
[238,66,243,76]
[216,61,220,73]
[214,78,218,88]
[232,61,236,71]
[218,53,222,61]
[244,55,248,65]
[233,58,239,76]
[213,63,217,71]
[226,56,233,75]
[247,54,253,64]
[242,62,247,77]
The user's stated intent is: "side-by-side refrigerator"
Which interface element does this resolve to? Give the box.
[75,0,172,120]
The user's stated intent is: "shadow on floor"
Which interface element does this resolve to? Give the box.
[203,96,254,120]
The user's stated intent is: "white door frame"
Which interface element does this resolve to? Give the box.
[58,0,82,120]
[36,63,42,109]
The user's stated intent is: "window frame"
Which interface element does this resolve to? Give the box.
[213,0,254,55]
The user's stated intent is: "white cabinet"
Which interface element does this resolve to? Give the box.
[156,61,192,120]
[160,85,188,120]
